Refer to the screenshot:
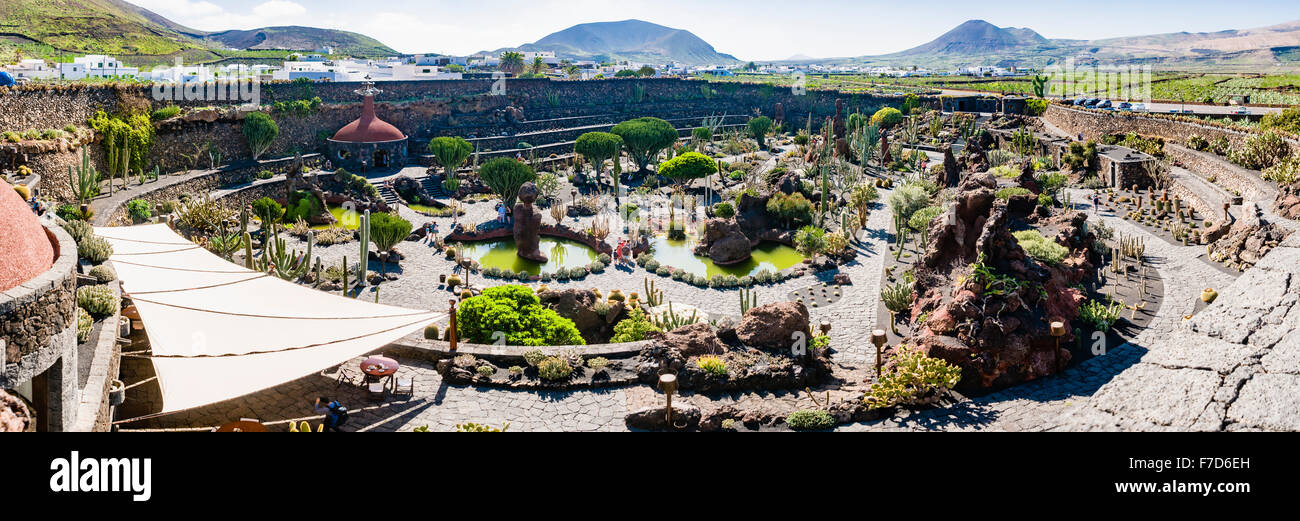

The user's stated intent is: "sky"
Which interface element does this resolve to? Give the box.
[127,0,1300,60]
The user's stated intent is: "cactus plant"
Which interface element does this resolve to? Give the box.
[644,277,663,307]
[77,285,119,317]
[739,287,757,314]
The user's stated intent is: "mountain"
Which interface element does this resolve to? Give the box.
[507,19,739,66]
[0,0,396,68]
[814,18,1300,71]
[893,20,1047,56]
[204,26,396,57]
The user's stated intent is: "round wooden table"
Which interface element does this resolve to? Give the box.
[215,420,267,432]
[360,356,400,379]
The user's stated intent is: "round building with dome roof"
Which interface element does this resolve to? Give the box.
[326,80,408,171]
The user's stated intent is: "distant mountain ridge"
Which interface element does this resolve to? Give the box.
[0,0,397,67]
[799,18,1300,71]
[504,19,739,66]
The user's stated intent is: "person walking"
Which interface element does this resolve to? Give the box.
[313,397,348,432]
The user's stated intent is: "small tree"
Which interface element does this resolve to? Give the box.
[242,112,279,160]
[428,136,473,179]
[369,212,412,276]
[574,132,623,177]
[500,52,525,74]
[795,226,826,263]
[747,116,773,149]
[479,157,538,208]
[611,117,679,173]
[637,65,657,77]
[657,151,717,189]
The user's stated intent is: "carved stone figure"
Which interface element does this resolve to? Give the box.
[513,181,546,262]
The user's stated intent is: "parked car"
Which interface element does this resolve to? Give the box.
[1228,107,1249,115]
[1072,98,1087,106]
[1131,103,1148,112]
[1084,98,1101,107]
[1097,100,1113,109]
[1117,102,1133,111]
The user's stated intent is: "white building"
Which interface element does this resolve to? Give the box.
[4,59,58,81]
[59,55,138,80]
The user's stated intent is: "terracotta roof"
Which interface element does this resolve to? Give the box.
[332,95,406,143]
[0,183,54,292]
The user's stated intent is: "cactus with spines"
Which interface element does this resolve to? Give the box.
[67,147,99,204]
[342,256,349,296]
[242,231,254,269]
[739,287,757,314]
[357,210,370,288]
[257,225,314,281]
[644,277,663,307]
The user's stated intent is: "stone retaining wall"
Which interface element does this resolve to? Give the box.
[1044,104,1300,156]
[387,332,647,365]
[1166,143,1277,204]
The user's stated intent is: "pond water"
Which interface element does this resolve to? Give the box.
[648,236,805,279]
[454,237,599,276]
[311,205,364,231]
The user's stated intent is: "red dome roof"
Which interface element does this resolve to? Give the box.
[0,183,54,292]
[332,95,406,143]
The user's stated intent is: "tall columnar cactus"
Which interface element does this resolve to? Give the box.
[644,277,663,307]
[357,210,371,288]
[68,147,99,204]
[242,231,255,269]
[342,256,349,296]
[739,287,757,314]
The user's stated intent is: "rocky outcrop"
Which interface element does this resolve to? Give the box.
[0,389,31,432]
[626,402,701,430]
[654,322,724,357]
[734,192,773,239]
[537,288,627,344]
[1275,182,1300,220]
[695,218,752,265]
[1207,205,1293,271]
[512,182,547,263]
[905,173,1099,391]
[736,301,810,351]
[938,145,961,188]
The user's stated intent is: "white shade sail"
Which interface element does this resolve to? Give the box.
[96,224,440,414]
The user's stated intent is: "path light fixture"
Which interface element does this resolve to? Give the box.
[659,374,678,427]
[1222,202,1231,222]
[1051,321,1067,372]
[871,329,887,376]
[819,319,832,336]
[448,299,458,352]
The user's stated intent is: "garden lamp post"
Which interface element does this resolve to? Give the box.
[1223,202,1231,222]
[871,329,887,376]
[659,374,678,428]
[448,299,458,353]
[1051,321,1067,373]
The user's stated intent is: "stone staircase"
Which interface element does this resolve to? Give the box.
[419,175,449,199]
[375,184,401,206]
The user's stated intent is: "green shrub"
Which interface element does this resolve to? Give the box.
[995,187,1033,200]
[1263,156,1300,185]
[989,165,1019,179]
[78,236,113,263]
[864,345,962,409]
[76,307,93,343]
[77,285,119,317]
[1228,131,1289,170]
[713,201,735,218]
[457,285,584,346]
[127,199,152,222]
[151,105,180,121]
[537,356,573,381]
[907,206,943,232]
[658,152,718,187]
[522,349,547,367]
[887,184,931,221]
[1080,298,1124,331]
[586,356,610,371]
[476,365,496,377]
[870,107,904,128]
[765,191,814,227]
[612,309,661,343]
[1013,230,1068,265]
[252,197,284,224]
[60,220,93,245]
[697,355,728,376]
[785,409,836,431]
[88,265,116,283]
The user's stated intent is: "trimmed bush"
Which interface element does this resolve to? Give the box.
[785,409,836,431]
[1013,230,1069,265]
[457,285,584,346]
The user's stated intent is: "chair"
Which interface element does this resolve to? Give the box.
[366,381,387,401]
[335,368,361,388]
[391,374,414,397]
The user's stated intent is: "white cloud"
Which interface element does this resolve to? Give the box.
[252,1,308,18]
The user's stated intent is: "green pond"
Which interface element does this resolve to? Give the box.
[455,238,598,276]
[407,203,443,215]
[311,205,364,230]
[648,236,805,279]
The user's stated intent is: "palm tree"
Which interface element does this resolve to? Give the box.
[530,57,545,75]
[500,52,525,75]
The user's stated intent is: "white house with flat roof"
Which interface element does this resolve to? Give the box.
[59,55,138,80]
[3,59,57,81]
